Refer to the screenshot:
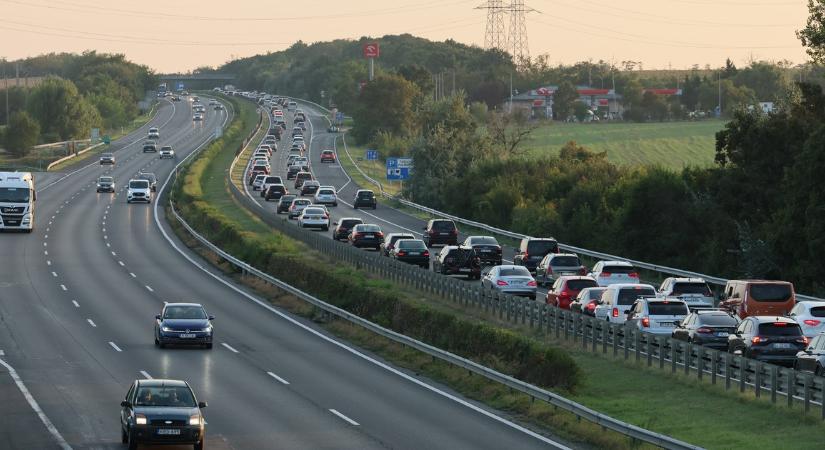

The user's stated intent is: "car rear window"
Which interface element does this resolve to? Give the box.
[697,314,739,326]
[750,284,793,302]
[648,302,688,315]
[501,267,532,277]
[431,220,456,231]
[280,195,295,202]
[471,237,499,246]
[527,240,558,254]
[551,256,581,266]
[358,191,374,198]
[583,288,606,300]
[253,165,268,171]
[303,208,325,215]
[617,286,656,304]
[297,173,312,179]
[398,240,426,249]
[99,177,113,182]
[340,219,361,227]
[810,307,825,318]
[293,199,310,205]
[672,282,712,296]
[359,225,380,232]
[390,235,415,245]
[264,177,279,183]
[603,265,636,274]
[758,322,802,336]
[567,279,599,291]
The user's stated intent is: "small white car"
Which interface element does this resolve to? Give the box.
[626,298,690,335]
[159,146,175,159]
[481,265,537,299]
[789,301,825,338]
[588,261,640,287]
[314,187,338,206]
[148,127,160,139]
[126,179,152,203]
[288,198,312,219]
[595,283,657,324]
[297,206,330,230]
[193,113,203,121]
[657,277,715,310]
[251,174,268,191]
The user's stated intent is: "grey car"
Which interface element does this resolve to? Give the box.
[96,176,115,193]
[120,379,206,450]
[481,265,537,298]
[535,253,587,286]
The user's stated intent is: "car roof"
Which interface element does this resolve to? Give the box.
[558,275,597,281]
[493,265,528,270]
[608,283,654,289]
[137,379,188,388]
[164,302,204,307]
[600,261,634,266]
[669,277,708,283]
[549,253,579,258]
[525,237,557,242]
[751,316,797,324]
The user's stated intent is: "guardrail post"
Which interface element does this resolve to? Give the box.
[602,322,608,354]
[771,366,778,404]
[739,358,747,393]
[659,339,666,369]
[754,362,763,398]
[612,324,619,356]
[711,351,718,385]
[685,343,693,376]
[646,336,652,367]
[634,329,641,362]
[696,346,704,380]
[804,375,812,413]
[554,309,560,338]
[563,311,570,340]
[788,370,795,408]
[672,341,679,374]
[573,314,579,345]
[724,353,732,391]
[591,319,598,353]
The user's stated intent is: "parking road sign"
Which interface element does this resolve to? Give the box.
[386,157,413,180]
[366,149,378,160]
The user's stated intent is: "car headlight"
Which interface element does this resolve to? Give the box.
[189,414,201,426]
[161,326,174,332]
[135,414,147,425]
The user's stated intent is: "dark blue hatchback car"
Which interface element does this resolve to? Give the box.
[154,303,214,349]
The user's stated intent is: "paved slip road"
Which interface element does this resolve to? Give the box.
[0,96,570,449]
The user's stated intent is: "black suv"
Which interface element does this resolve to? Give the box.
[353,189,377,209]
[422,219,458,247]
[276,195,296,214]
[460,236,502,266]
[143,143,157,153]
[727,316,808,366]
[432,246,481,280]
[513,238,559,272]
[332,217,364,241]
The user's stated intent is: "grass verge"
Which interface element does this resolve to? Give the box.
[336,132,402,196]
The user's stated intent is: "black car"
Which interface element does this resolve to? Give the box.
[137,173,158,192]
[120,379,206,450]
[672,310,740,350]
[143,143,157,153]
[348,224,383,249]
[727,316,808,366]
[286,165,306,180]
[390,239,430,268]
[513,238,559,272]
[264,184,288,201]
[795,333,825,375]
[276,195,297,214]
[422,219,458,247]
[154,303,214,349]
[432,246,481,280]
[332,217,364,241]
[300,181,320,196]
[380,232,416,256]
[353,189,377,209]
[461,236,502,266]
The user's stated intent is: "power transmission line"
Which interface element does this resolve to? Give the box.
[507,0,536,65]
[476,0,508,51]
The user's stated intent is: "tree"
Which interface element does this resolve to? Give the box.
[4,111,40,157]
[798,0,825,64]
[27,77,101,140]
[470,79,508,108]
[487,109,536,157]
[572,101,590,122]
[350,74,419,143]
[553,81,578,120]
[397,64,434,96]
[641,91,669,121]
[723,58,738,78]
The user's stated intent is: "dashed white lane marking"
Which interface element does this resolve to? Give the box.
[102,228,106,233]
[0,357,71,449]
[43,242,47,247]
[329,409,359,426]
[44,250,48,255]
[46,261,51,266]
[130,273,136,278]
[267,372,290,385]
[72,300,80,308]
[118,261,125,266]
[140,371,152,379]
[87,319,97,328]
[104,235,108,240]
[221,343,239,353]
[0,350,4,356]
[106,243,111,248]
[111,251,116,256]
[108,342,122,352]
[44,235,48,239]
[60,284,67,291]
[51,272,57,277]
[145,285,154,292]
[102,221,105,226]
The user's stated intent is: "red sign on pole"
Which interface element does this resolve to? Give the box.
[363,43,380,58]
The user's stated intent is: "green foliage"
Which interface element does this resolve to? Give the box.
[351,74,419,143]
[0,87,27,124]
[4,111,40,157]
[798,0,825,64]
[552,81,578,120]
[27,77,101,140]
[572,101,590,122]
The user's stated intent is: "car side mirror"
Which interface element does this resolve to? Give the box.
[121,400,131,408]
[208,315,215,321]
[198,401,208,408]
[155,314,161,320]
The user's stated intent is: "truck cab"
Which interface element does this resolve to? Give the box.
[0,172,36,232]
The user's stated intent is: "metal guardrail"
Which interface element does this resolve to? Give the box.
[46,142,105,171]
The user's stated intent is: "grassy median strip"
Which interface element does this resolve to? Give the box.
[170,97,825,450]
[336,132,403,196]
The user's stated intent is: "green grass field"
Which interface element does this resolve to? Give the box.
[523,120,725,169]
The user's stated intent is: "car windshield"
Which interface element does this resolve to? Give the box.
[500,267,532,277]
[264,177,279,183]
[164,305,207,319]
[280,195,295,203]
[322,151,334,156]
[567,279,599,291]
[99,177,113,183]
[470,237,498,246]
[551,256,581,266]
[0,187,30,202]
[583,288,606,300]
[293,200,310,206]
[672,282,712,296]
[648,302,688,315]
[318,189,334,195]
[390,235,414,244]
[617,286,656,304]
[603,265,636,274]
[431,221,455,231]
[397,240,426,249]
[758,322,802,336]
[697,314,739,326]
[527,240,558,254]
[750,284,792,302]
[102,153,113,158]
[134,386,196,407]
[129,181,149,189]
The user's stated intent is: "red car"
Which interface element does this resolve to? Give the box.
[320,150,336,163]
[546,276,599,309]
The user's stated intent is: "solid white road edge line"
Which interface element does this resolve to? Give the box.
[329,409,359,426]
[0,357,72,449]
[72,300,80,308]
[221,343,239,354]
[266,371,290,385]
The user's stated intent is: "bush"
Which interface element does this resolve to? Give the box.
[4,111,40,157]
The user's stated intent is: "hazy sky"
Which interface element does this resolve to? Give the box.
[0,0,809,73]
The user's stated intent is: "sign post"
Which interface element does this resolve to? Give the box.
[363,43,380,81]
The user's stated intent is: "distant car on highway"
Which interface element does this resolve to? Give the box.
[535,253,587,286]
[596,283,657,324]
[460,236,502,267]
[657,277,715,310]
[126,179,151,203]
[432,246,482,280]
[348,224,383,250]
[625,298,690,335]
[795,332,825,375]
[513,238,559,273]
[276,194,297,214]
[390,239,430,268]
[252,174,268,191]
[120,379,207,450]
[313,186,338,206]
[718,279,796,320]
[570,287,607,316]
[353,189,377,209]
[148,127,160,139]
[136,173,157,192]
[588,261,640,286]
[380,233,416,257]
[300,180,320,196]
[789,301,825,338]
[100,152,115,165]
[96,176,115,193]
[728,316,808,366]
[193,113,203,121]
[298,206,330,230]
[154,302,214,349]
[143,142,158,153]
[320,150,336,163]
[263,184,288,202]
[287,198,312,219]
[481,265,538,298]
[159,146,175,159]
[546,276,599,309]
[671,309,740,349]
[422,219,458,247]
[332,217,363,241]
[259,176,283,197]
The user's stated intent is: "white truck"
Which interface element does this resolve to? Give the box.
[0,171,36,232]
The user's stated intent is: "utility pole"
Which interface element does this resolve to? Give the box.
[452,70,455,96]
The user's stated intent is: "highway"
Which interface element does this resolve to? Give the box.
[0,96,569,449]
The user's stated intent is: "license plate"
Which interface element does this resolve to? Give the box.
[440,233,449,235]
[480,249,491,253]
[458,268,471,272]
[179,334,196,339]
[774,343,792,349]
[157,429,181,435]
[658,323,675,328]
[364,234,374,238]
[716,332,729,337]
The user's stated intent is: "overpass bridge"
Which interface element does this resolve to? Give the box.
[158,73,236,90]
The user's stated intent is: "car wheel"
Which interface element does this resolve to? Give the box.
[158,340,165,349]
[121,426,128,444]
[353,205,358,209]
[206,343,213,349]
[194,437,204,450]
[333,202,338,207]
[154,336,159,347]
[127,430,138,450]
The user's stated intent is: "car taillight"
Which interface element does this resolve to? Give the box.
[696,327,713,334]
[353,233,363,239]
[804,319,821,327]
[629,272,639,278]
[600,272,611,277]
[496,280,509,286]
[523,252,529,260]
[641,317,650,328]
[559,292,570,300]
[799,336,810,345]
[612,308,619,318]
[586,301,596,311]
[527,280,537,287]
[752,336,766,344]
[423,251,430,257]
[397,251,407,256]
[496,247,502,254]
[324,214,329,219]
[376,232,384,238]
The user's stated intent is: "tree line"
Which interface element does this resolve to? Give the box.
[0,52,155,156]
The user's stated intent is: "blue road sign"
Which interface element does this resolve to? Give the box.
[366,149,378,160]
[386,157,413,180]
[177,82,184,91]
[335,112,344,122]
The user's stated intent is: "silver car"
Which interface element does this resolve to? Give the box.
[535,253,587,286]
[314,187,338,206]
[481,265,537,298]
[657,277,715,310]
